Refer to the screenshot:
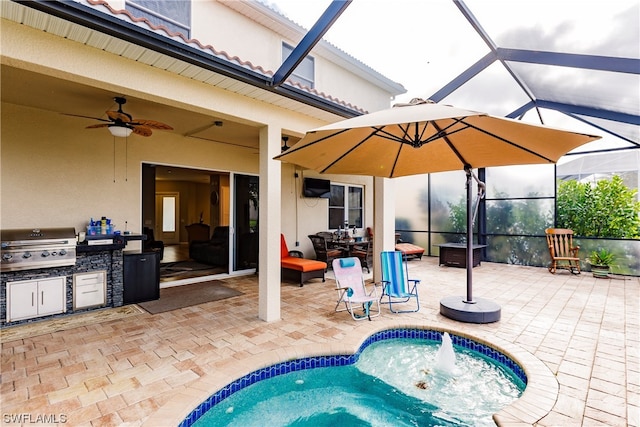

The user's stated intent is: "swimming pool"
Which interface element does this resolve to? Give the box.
[181,328,527,426]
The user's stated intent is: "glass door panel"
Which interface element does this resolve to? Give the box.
[155,193,179,244]
[233,174,259,272]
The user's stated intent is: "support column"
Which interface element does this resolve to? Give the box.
[258,126,281,322]
[372,177,395,283]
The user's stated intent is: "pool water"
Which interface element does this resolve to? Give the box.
[193,338,525,426]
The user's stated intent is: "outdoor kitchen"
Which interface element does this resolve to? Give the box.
[0,227,149,327]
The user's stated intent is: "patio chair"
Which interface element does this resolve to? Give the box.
[365,227,424,261]
[545,228,581,274]
[316,231,350,255]
[332,257,380,321]
[280,234,327,286]
[316,231,335,242]
[352,240,373,273]
[308,234,344,269]
[380,250,420,313]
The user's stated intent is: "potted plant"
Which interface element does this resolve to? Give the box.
[588,249,615,278]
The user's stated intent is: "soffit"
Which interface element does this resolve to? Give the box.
[1,0,345,124]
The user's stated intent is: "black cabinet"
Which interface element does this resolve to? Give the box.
[123,252,159,304]
[435,244,487,268]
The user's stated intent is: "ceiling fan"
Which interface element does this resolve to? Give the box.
[67,97,173,137]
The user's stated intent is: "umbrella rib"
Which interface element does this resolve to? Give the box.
[432,121,471,167]
[389,141,404,177]
[373,125,415,144]
[279,128,352,156]
[395,122,432,147]
[421,120,468,145]
[394,118,471,147]
[319,129,379,173]
[460,118,556,163]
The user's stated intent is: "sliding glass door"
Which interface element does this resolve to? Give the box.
[232,174,259,272]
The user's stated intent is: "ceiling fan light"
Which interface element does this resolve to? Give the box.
[108,124,133,137]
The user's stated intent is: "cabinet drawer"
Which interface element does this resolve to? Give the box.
[74,271,105,286]
[73,271,106,310]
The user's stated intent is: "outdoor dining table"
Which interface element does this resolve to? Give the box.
[327,239,366,257]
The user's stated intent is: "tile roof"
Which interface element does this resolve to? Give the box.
[85,0,370,114]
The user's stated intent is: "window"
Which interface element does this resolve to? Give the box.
[282,43,315,89]
[162,196,176,232]
[126,0,191,37]
[329,184,363,229]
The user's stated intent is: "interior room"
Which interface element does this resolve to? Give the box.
[142,164,259,283]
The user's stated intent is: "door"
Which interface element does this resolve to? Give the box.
[7,277,66,321]
[38,277,66,316]
[7,280,38,321]
[155,192,180,244]
[232,174,259,272]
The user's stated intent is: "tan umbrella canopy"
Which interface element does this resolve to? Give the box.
[276,99,600,175]
[276,99,601,323]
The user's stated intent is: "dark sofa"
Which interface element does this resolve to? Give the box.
[189,226,229,266]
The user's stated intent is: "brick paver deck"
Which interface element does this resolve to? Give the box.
[1,257,638,426]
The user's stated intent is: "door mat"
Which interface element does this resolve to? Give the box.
[160,261,225,279]
[0,305,145,342]
[137,280,243,314]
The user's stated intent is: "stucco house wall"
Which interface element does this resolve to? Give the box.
[1,0,402,269]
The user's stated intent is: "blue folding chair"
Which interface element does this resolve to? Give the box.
[380,251,420,313]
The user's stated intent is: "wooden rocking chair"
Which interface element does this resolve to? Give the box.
[545,228,581,274]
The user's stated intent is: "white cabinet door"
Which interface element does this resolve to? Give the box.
[38,277,66,316]
[7,277,66,322]
[7,281,38,322]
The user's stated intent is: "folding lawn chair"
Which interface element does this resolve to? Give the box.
[332,257,380,321]
[380,250,420,313]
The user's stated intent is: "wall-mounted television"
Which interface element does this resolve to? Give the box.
[303,177,331,198]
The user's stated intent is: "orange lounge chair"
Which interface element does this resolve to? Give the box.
[368,227,425,261]
[395,243,425,260]
[281,234,327,286]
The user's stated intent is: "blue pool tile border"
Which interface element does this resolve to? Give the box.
[179,328,528,427]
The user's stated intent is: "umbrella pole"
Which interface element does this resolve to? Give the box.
[465,168,474,303]
[439,167,501,323]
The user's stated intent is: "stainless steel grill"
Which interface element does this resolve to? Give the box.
[1,228,77,272]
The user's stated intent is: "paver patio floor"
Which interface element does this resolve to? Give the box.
[1,257,638,426]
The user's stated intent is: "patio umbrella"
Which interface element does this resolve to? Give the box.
[275,99,600,323]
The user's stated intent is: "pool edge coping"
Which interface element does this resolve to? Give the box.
[143,322,558,427]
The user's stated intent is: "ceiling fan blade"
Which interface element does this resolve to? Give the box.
[106,110,132,122]
[85,123,110,129]
[62,113,110,122]
[132,125,153,137]
[131,119,173,130]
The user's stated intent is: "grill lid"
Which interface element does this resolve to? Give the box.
[1,227,76,247]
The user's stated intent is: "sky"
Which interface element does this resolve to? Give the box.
[269,0,639,153]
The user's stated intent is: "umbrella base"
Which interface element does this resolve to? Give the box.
[439,296,501,324]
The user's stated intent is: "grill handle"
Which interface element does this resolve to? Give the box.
[2,240,72,248]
